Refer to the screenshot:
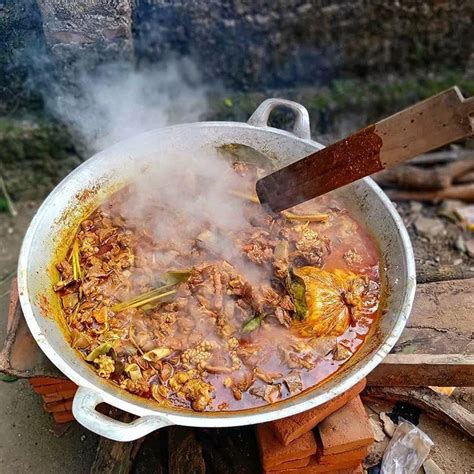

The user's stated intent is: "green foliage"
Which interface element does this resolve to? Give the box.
[207,71,474,136]
[0,198,8,213]
[0,374,18,382]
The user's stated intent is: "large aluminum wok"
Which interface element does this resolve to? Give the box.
[18,99,416,441]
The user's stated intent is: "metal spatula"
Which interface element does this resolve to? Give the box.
[256,87,474,213]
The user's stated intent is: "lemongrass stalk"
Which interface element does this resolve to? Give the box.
[282,211,330,222]
[112,289,176,313]
[229,190,260,204]
[71,239,82,281]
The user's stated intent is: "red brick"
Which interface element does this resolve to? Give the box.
[29,376,66,387]
[53,411,75,424]
[44,399,74,413]
[270,379,366,445]
[42,388,77,403]
[318,396,374,455]
[266,456,310,471]
[264,456,359,474]
[337,464,363,474]
[318,445,368,465]
[31,380,77,395]
[257,423,317,469]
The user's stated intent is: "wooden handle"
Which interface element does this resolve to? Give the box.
[462,96,474,115]
[256,87,474,212]
[377,86,474,167]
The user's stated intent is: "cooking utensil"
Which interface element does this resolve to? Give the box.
[256,87,474,212]
[18,98,416,441]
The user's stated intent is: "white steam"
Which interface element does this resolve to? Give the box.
[116,151,271,285]
[48,58,211,153]
[49,57,271,284]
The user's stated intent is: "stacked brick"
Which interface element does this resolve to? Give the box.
[29,377,77,423]
[257,379,373,473]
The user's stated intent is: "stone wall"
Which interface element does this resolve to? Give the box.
[13,0,473,92]
[0,0,473,200]
[1,0,472,106]
[131,0,474,89]
[36,0,134,75]
[0,0,46,115]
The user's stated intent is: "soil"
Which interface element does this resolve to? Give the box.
[395,200,474,276]
[418,401,474,473]
[0,201,98,473]
[365,390,474,473]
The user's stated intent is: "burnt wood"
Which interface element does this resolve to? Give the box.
[363,387,474,440]
[91,410,144,474]
[385,184,474,202]
[168,426,206,474]
[415,265,474,284]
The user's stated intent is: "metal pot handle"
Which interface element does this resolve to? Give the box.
[247,98,311,140]
[72,386,173,441]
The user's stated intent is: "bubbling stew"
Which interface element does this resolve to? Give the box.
[53,160,380,412]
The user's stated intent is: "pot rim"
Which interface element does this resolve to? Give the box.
[18,119,416,428]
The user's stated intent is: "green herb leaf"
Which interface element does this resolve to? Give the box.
[0,198,9,213]
[161,269,192,286]
[113,270,191,312]
[229,190,260,204]
[0,374,18,382]
[216,143,272,169]
[85,342,112,361]
[242,314,264,333]
[71,239,82,281]
[282,211,330,223]
[111,286,177,313]
[288,270,308,320]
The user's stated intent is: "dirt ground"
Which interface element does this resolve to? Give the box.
[0,202,98,472]
[419,405,474,473]
[0,200,473,473]
[364,390,474,473]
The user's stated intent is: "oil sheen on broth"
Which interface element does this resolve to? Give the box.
[53,160,380,412]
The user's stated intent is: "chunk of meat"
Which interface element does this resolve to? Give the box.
[183,378,214,411]
[57,259,73,280]
[242,231,275,264]
[94,355,115,379]
[255,368,282,384]
[272,239,289,279]
[250,384,281,403]
[283,371,303,395]
[168,371,214,411]
[294,225,327,266]
[333,342,352,361]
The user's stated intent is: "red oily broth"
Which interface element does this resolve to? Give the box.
[54,169,380,412]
